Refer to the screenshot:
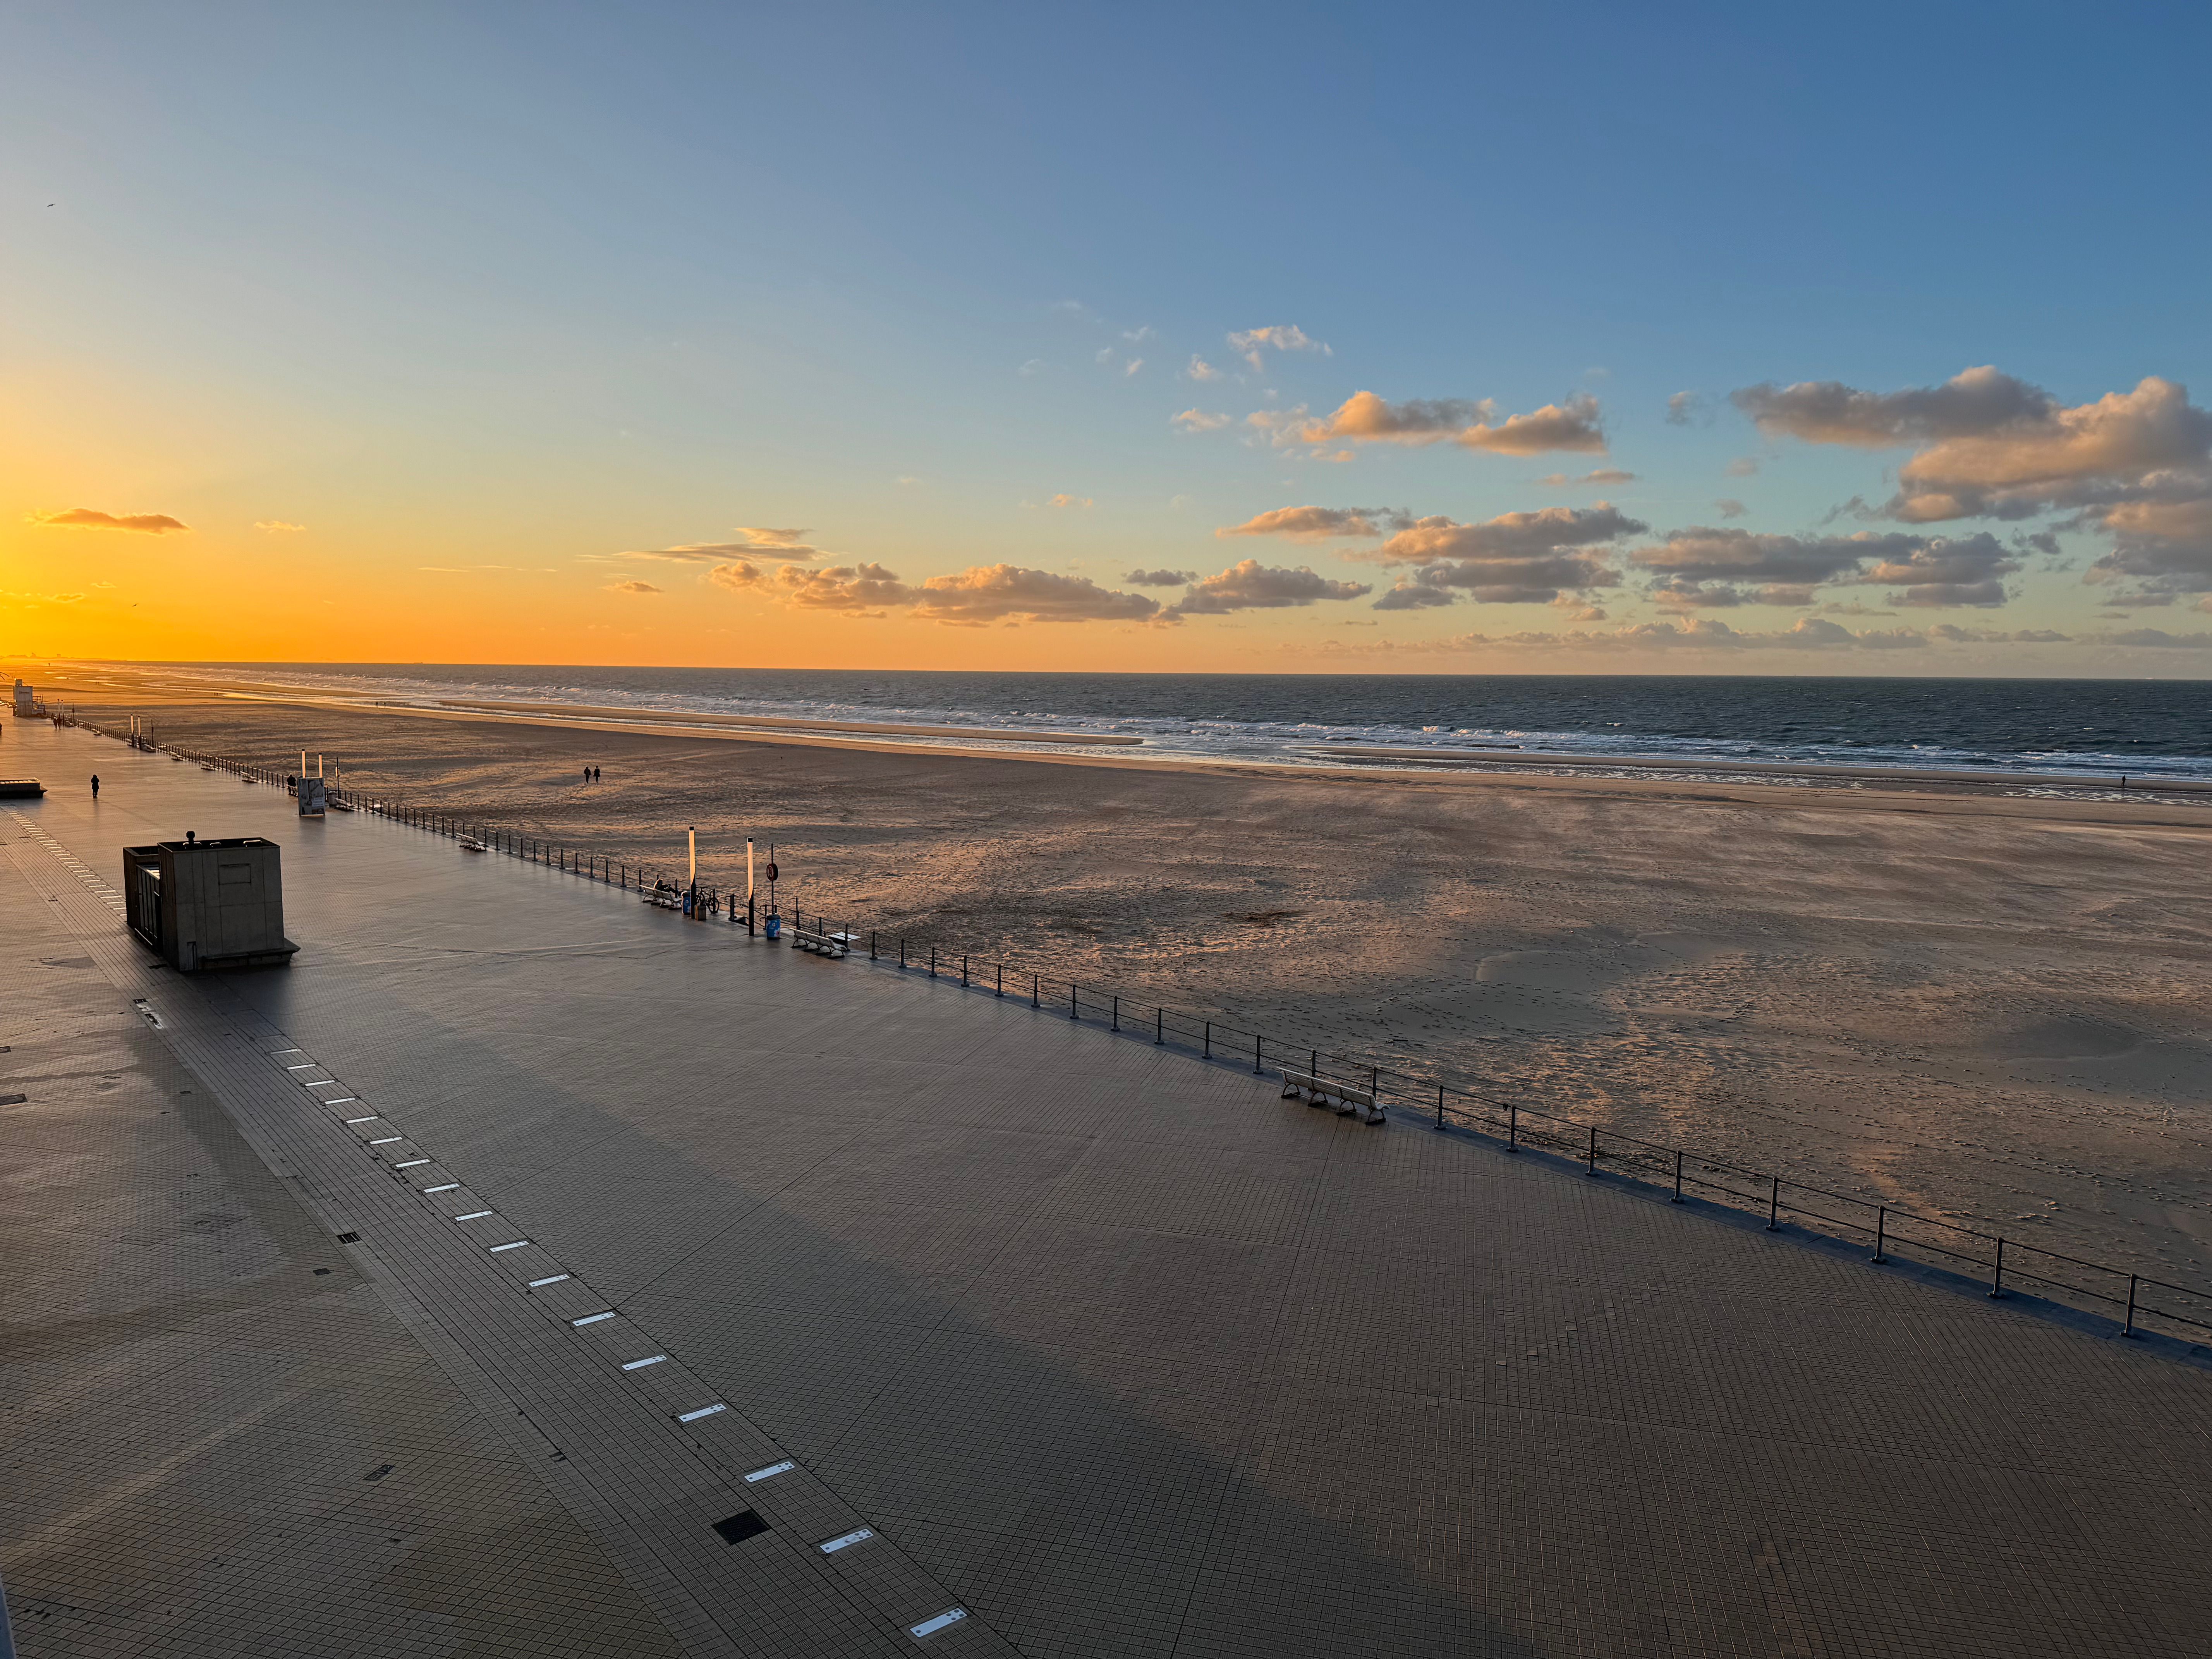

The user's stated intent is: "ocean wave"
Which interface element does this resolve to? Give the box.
[153,661,2212,783]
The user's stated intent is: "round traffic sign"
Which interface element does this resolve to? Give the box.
[764,861,779,881]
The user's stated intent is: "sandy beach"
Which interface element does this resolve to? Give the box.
[18,661,2212,1297]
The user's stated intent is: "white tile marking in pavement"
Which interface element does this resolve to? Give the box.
[424,1183,460,1194]
[529,1274,570,1287]
[819,1528,874,1554]
[323,1097,358,1105]
[622,1355,667,1371]
[489,1240,528,1252]
[676,1404,726,1423]
[572,1312,615,1327]
[285,1064,318,1070]
[271,1049,304,1055]
[744,1460,795,1483]
[305,1079,343,1088]
[368,1137,404,1145]
[454,1210,494,1221]
[345,1116,380,1124]
[912,1610,967,1640]
[394,1158,431,1168]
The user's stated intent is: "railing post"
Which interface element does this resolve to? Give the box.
[961,955,969,988]
[1310,1048,1317,1080]
[900,937,907,969]
[1155,1007,1163,1045]
[1586,1125,1598,1175]
[1110,995,1118,1031]
[1253,1034,1261,1075]
[870,931,878,961]
[1508,1101,1518,1151]
[1872,1206,1886,1263]
[1070,982,1077,1020]
[2123,1274,2138,1337]
[1203,1020,1211,1059]
[1434,1082,1444,1130]
[1672,1149,1684,1202]
[1031,973,1039,1008]
[1989,1237,2005,1298]
[996,963,1003,997]
[1766,1175,1780,1231]
[929,947,937,978]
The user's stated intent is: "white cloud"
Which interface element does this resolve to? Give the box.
[1536,467,1637,487]
[1227,324,1331,372]
[1186,355,1223,382]
[1285,392,1606,456]
[28,507,188,533]
[610,527,822,563]
[1356,505,1644,606]
[1218,505,1411,540]
[1173,408,1233,433]
[710,559,1162,625]
[1161,560,1371,618]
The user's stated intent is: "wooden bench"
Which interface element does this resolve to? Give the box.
[791,926,848,959]
[642,888,682,911]
[1279,1069,1384,1125]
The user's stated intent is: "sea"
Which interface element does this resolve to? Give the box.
[160,664,2212,783]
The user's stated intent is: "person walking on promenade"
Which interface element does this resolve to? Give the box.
[91,774,100,798]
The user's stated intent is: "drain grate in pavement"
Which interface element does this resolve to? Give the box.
[336,1231,361,1244]
[712,1510,771,1545]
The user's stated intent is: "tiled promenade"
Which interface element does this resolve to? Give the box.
[4,718,2210,1657]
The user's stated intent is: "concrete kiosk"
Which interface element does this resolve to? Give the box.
[122,835,299,972]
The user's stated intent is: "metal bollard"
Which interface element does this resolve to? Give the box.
[995,963,1002,997]
[1155,1007,1163,1045]
[1253,1034,1261,1075]
[1872,1205,1886,1262]
[1204,1020,1211,1059]
[1070,982,1077,1020]
[1508,1101,1518,1152]
[1988,1237,2006,1298]
[1435,1082,1444,1130]
[962,956,969,988]
[1673,1149,1684,1202]
[1111,996,1118,1032]
[1031,973,1039,1009]
[2123,1274,2138,1337]
[1766,1175,1780,1231]
[1586,1125,1599,1175]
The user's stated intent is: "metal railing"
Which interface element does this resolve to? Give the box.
[93,718,2212,1355]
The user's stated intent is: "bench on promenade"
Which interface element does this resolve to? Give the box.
[1280,1069,1384,1125]
[643,888,682,911]
[792,926,849,959]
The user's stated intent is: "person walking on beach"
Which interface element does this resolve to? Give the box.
[90,774,100,798]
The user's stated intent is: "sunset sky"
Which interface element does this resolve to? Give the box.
[6,1,2210,674]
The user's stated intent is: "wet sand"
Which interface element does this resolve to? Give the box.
[22,664,2212,1296]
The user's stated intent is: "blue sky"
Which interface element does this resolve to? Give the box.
[6,1,2210,671]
